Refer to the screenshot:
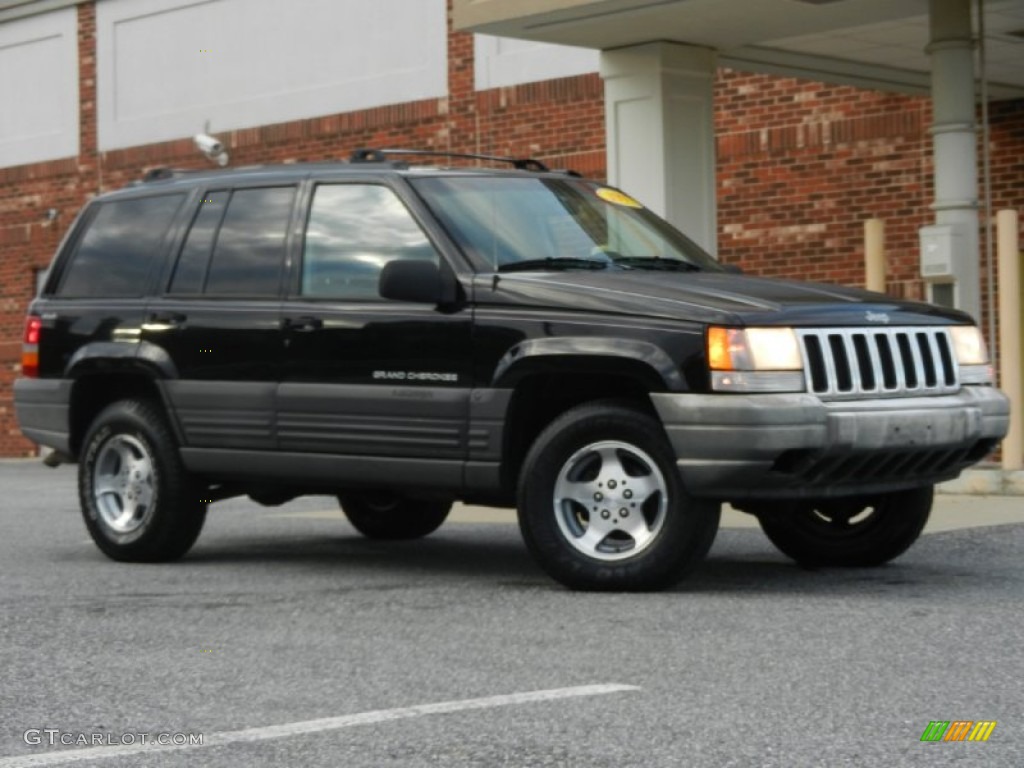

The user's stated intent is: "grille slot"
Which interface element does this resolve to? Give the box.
[797,327,959,399]
[936,333,956,385]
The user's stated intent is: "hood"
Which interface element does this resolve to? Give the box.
[479,270,971,327]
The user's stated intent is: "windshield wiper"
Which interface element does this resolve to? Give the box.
[498,258,610,273]
[610,256,702,272]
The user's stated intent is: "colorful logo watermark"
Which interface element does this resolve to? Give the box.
[920,720,996,742]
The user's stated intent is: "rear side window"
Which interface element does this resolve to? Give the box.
[168,192,229,294]
[57,194,185,297]
[203,187,296,295]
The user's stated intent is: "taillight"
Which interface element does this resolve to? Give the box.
[22,316,41,378]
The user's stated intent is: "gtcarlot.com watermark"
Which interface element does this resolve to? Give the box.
[24,729,203,747]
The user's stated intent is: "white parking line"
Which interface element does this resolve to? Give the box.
[0,684,640,767]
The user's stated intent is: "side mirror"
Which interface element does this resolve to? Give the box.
[379,259,449,304]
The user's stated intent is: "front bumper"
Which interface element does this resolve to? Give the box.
[650,386,1010,500]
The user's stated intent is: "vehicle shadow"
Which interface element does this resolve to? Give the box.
[185,529,537,578]
[172,526,992,598]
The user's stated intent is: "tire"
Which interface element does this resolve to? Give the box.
[756,485,933,567]
[338,493,451,540]
[78,399,207,562]
[517,401,720,591]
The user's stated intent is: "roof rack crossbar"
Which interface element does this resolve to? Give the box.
[350,148,550,172]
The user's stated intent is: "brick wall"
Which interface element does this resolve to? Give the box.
[0,1,606,455]
[714,69,935,300]
[0,1,1021,456]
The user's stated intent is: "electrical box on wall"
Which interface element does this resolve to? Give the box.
[919,225,958,279]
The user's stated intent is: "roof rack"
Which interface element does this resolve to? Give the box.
[136,167,199,183]
[349,148,551,172]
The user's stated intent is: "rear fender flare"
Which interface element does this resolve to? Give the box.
[65,342,183,451]
[65,341,178,380]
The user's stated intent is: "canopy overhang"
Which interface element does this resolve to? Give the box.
[454,0,1024,99]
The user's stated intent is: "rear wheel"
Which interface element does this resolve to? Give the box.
[338,493,451,540]
[79,399,207,562]
[517,402,720,591]
[756,485,933,567]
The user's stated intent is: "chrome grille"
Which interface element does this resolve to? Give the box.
[797,327,959,398]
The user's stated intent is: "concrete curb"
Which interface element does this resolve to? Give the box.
[937,467,1024,496]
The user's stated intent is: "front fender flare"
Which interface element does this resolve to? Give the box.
[492,337,684,390]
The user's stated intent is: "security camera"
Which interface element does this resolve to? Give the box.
[193,132,229,166]
[193,133,224,156]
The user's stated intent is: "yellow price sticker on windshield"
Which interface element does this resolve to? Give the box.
[595,188,643,208]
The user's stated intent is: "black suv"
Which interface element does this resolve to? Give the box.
[14,150,1010,590]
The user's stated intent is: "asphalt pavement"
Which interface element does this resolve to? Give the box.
[0,459,1022,767]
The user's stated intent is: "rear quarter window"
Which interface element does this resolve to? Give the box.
[56,194,185,297]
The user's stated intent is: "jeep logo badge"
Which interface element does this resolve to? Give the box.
[866,311,890,324]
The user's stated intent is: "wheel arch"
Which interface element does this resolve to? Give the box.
[66,342,179,458]
[65,341,177,380]
[496,357,671,501]
[68,372,174,459]
[492,337,685,392]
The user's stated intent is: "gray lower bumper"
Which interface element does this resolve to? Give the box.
[650,386,1010,500]
[13,378,72,454]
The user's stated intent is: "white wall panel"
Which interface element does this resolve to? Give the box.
[0,8,78,168]
[96,0,447,150]
[474,34,598,90]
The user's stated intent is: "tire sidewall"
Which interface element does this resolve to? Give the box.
[80,404,170,552]
[519,405,719,590]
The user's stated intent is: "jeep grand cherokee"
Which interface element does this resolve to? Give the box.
[14,149,1010,590]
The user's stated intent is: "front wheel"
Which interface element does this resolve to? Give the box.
[517,402,720,591]
[756,485,933,567]
[338,493,451,540]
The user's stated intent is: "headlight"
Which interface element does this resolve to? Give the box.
[949,325,994,384]
[708,327,802,371]
[707,326,805,392]
[949,325,988,365]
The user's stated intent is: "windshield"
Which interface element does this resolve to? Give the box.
[410,176,723,273]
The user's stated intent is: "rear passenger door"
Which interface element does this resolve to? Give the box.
[145,184,299,451]
[278,180,472,462]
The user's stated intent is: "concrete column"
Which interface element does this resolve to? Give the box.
[997,209,1022,470]
[864,218,887,293]
[600,43,717,254]
[926,0,980,320]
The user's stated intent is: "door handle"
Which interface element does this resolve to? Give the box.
[282,315,323,332]
[142,312,186,332]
